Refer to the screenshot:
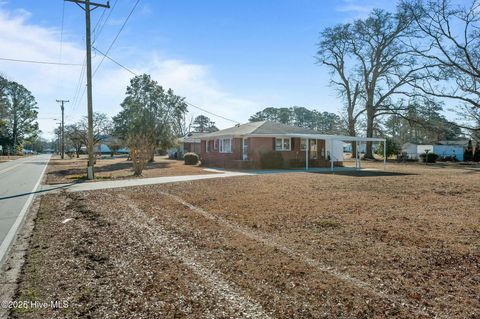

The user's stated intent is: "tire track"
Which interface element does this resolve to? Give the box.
[116,194,272,319]
[160,191,443,319]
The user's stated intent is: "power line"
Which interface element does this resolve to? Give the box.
[59,1,65,64]
[75,0,139,108]
[92,0,118,44]
[88,48,241,125]
[93,0,141,76]
[0,57,83,66]
[185,101,240,124]
[92,46,137,76]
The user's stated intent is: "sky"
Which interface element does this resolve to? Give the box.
[0,0,410,139]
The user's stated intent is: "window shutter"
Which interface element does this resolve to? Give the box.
[291,138,294,150]
[273,138,276,150]
[214,139,218,150]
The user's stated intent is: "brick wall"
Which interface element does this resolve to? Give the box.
[200,138,242,167]
[200,136,338,168]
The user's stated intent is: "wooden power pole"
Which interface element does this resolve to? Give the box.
[65,0,110,179]
[56,99,69,160]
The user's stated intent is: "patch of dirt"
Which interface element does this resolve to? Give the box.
[45,155,217,184]
[13,163,480,318]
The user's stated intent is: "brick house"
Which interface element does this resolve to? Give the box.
[196,121,365,169]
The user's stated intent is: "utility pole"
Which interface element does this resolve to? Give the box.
[56,99,69,160]
[55,123,62,155]
[66,0,110,179]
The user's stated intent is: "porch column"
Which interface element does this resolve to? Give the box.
[330,139,334,172]
[383,139,387,170]
[305,138,309,171]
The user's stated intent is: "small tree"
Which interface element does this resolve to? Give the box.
[105,137,123,157]
[65,124,84,158]
[113,74,188,175]
[129,134,151,176]
[376,137,400,158]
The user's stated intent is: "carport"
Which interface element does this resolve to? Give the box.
[277,134,387,172]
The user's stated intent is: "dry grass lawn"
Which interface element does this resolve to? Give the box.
[12,162,480,318]
[45,154,216,184]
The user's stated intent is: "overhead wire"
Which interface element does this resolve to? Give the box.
[93,0,140,76]
[0,57,83,66]
[92,0,118,45]
[90,48,241,125]
[76,0,140,107]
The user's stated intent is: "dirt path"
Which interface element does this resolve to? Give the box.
[118,194,272,319]
[158,191,439,318]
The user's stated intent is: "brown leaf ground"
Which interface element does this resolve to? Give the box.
[45,155,216,184]
[11,162,480,318]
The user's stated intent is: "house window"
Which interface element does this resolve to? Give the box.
[219,138,232,153]
[275,138,291,151]
[300,138,307,151]
[206,140,214,152]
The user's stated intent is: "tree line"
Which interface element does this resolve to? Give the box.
[316,0,480,158]
[0,75,39,155]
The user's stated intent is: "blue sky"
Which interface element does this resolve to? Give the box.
[0,0,407,138]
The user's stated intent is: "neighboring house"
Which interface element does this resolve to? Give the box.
[343,143,377,153]
[402,143,464,161]
[197,121,384,170]
[179,132,202,154]
[401,142,418,159]
[168,133,203,159]
[92,144,129,155]
[438,139,470,147]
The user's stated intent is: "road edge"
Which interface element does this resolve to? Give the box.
[0,156,49,266]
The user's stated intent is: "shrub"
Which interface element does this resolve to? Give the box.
[474,145,480,162]
[259,151,284,169]
[419,152,439,163]
[376,137,400,158]
[128,134,152,176]
[184,152,199,165]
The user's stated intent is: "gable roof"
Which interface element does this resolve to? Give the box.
[198,121,321,138]
[196,121,386,142]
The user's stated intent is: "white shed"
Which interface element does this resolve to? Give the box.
[401,143,418,159]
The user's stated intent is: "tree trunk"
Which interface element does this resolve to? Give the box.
[148,147,155,162]
[348,121,357,158]
[364,107,375,159]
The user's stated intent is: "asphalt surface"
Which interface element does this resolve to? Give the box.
[0,154,50,264]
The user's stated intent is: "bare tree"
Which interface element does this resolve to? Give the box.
[404,0,480,132]
[65,123,84,158]
[318,9,431,158]
[317,24,363,156]
[78,112,112,153]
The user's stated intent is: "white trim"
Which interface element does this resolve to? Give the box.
[300,138,308,151]
[200,134,385,143]
[248,133,385,142]
[275,137,291,151]
[219,138,232,153]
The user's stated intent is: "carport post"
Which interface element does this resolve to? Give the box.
[358,142,362,169]
[305,138,309,171]
[330,139,334,172]
[356,141,359,170]
[383,139,387,170]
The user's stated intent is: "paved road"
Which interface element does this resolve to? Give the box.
[0,154,50,264]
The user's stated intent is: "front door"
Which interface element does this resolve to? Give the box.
[242,138,249,160]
